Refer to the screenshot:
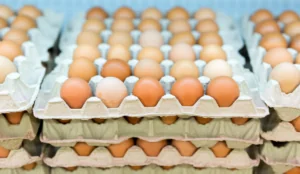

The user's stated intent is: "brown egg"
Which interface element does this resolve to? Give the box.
[195,19,219,33]
[168,20,191,34]
[139,30,164,48]
[101,59,131,81]
[3,29,29,45]
[73,142,95,156]
[57,119,71,124]
[161,166,175,170]
[108,31,133,48]
[169,43,196,62]
[172,140,197,156]
[203,59,232,79]
[254,19,280,35]
[169,32,196,46]
[18,5,42,19]
[263,48,293,68]
[250,9,273,24]
[64,167,77,171]
[270,62,300,93]
[134,59,164,80]
[194,8,216,21]
[60,78,92,108]
[285,21,300,37]
[5,112,23,125]
[171,77,204,106]
[76,31,102,46]
[130,166,144,170]
[132,77,165,107]
[285,167,300,174]
[195,117,213,124]
[279,10,299,25]
[160,116,178,125]
[137,139,167,156]
[170,60,199,80]
[207,76,240,107]
[0,56,17,83]
[68,58,97,82]
[111,19,135,32]
[141,8,162,20]
[92,118,106,124]
[22,162,37,170]
[167,7,189,21]
[259,32,287,50]
[137,47,164,63]
[126,117,142,125]
[200,45,226,63]
[86,7,108,20]
[11,15,36,32]
[73,44,101,61]
[290,34,300,52]
[107,44,131,62]
[210,141,231,158]
[82,19,106,34]
[198,32,223,46]
[296,54,300,64]
[113,7,135,19]
[0,5,13,19]
[96,77,128,108]
[0,40,23,61]
[107,138,134,157]
[0,17,7,29]
[231,117,250,125]
[0,146,10,158]
[138,19,161,32]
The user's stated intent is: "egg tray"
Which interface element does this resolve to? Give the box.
[259,159,299,174]
[0,163,49,174]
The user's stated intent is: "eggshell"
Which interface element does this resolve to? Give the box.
[168,20,191,34]
[207,76,240,107]
[101,59,131,81]
[195,117,213,124]
[57,119,71,124]
[113,7,135,19]
[284,21,300,37]
[263,48,293,68]
[194,8,216,21]
[68,58,97,82]
[5,112,23,125]
[82,19,106,34]
[259,32,288,50]
[108,31,133,48]
[107,44,131,62]
[130,166,144,170]
[290,34,300,52]
[0,17,7,29]
[137,47,164,63]
[73,142,95,156]
[195,19,219,33]
[136,139,167,157]
[278,10,299,24]
[210,141,231,158]
[11,15,36,32]
[111,19,135,32]
[139,30,164,48]
[285,167,300,174]
[96,77,128,108]
[92,118,106,124]
[170,60,199,80]
[203,59,232,79]
[18,5,42,19]
[270,62,300,94]
[134,59,164,80]
[0,55,17,83]
[172,140,197,156]
[231,117,250,125]
[132,77,165,107]
[198,32,223,46]
[86,7,108,20]
[76,31,102,47]
[141,8,162,20]
[138,19,161,32]
[0,40,23,61]
[3,29,29,45]
[250,9,273,24]
[171,77,204,106]
[60,78,92,109]
[22,162,37,171]
[107,138,134,157]
[169,32,196,46]
[167,7,189,21]
[126,117,142,125]
[169,43,196,62]
[160,116,178,125]
[200,45,227,63]
[0,5,13,19]
[254,19,281,35]
[73,44,101,62]
[0,146,10,158]
[64,167,77,171]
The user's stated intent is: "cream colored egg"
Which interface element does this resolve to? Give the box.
[203,59,232,79]
[0,56,17,83]
[169,43,196,62]
[139,30,164,48]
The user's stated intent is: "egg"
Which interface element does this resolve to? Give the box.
[108,31,133,48]
[86,7,108,20]
[169,43,196,62]
[130,166,144,170]
[139,30,164,48]
[203,59,232,79]
[132,77,165,107]
[92,118,106,124]
[96,77,128,108]
[0,56,17,83]
[207,76,240,107]
[195,19,219,33]
[285,21,300,37]
[210,141,231,158]
[169,32,196,46]
[138,19,161,32]
[270,62,300,94]
[76,31,102,46]
[198,32,223,46]
[11,15,36,32]
[22,162,37,170]
[64,167,78,171]
[0,5,13,19]
[0,17,7,29]
[285,167,300,174]
[0,146,10,158]
[195,117,213,124]
[107,138,134,157]
[18,5,42,19]
[113,7,135,19]
[259,32,287,50]
[290,34,300,52]
[231,117,250,125]
[107,44,131,62]
[126,117,142,125]
[57,119,71,124]
[5,112,23,125]
[136,139,167,156]
[278,10,299,25]
[296,54,300,64]
[254,19,281,35]
[111,19,135,32]
[250,9,273,24]
[172,140,197,156]
[82,19,106,34]
[200,45,226,63]
[3,29,29,45]
[60,78,92,108]
[161,166,175,170]
[168,20,191,34]
[141,8,162,20]
[263,48,293,68]
[134,59,164,80]
[171,77,204,106]
[194,8,216,21]
[68,58,97,82]
[137,47,164,63]
[160,116,178,125]
[101,59,131,81]
[167,7,189,20]
[0,40,23,61]
[73,44,101,62]
[170,60,199,80]
[73,142,95,156]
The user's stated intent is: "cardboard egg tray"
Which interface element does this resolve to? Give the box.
[0,164,49,174]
